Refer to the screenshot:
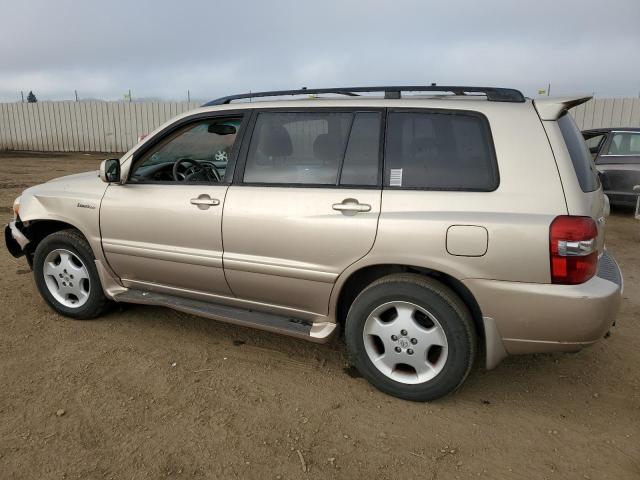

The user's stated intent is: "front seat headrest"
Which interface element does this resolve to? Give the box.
[257,123,293,157]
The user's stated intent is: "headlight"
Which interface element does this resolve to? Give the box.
[12,196,20,219]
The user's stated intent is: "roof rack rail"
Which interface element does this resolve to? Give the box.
[202,85,526,106]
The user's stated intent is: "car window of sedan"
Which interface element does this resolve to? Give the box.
[606,132,640,156]
[584,134,604,151]
[130,117,242,184]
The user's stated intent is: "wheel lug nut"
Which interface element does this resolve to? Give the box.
[391,335,398,341]
[394,347,401,353]
[400,329,407,336]
[411,338,417,345]
[407,349,414,355]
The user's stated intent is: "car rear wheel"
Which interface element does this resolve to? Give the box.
[33,229,111,319]
[345,273,476,401]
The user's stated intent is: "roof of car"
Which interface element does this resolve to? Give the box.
[202,86,527,106]
[582,127,640,134]
[191,95,535,117]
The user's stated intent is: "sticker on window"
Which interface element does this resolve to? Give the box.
[389,168,403,187]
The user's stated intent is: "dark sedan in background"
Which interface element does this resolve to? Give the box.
[583,128,640,209]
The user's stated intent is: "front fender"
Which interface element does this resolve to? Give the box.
[17,172,108,264]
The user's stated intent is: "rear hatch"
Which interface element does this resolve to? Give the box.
[535,96,606,255]
[556,112,606,254]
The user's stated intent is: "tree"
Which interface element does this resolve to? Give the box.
[26,91,37,103]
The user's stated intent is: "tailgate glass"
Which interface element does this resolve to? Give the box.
[558,114,600,192]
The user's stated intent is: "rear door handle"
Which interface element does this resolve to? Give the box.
[190,194,220,209]
[332,198,372,215]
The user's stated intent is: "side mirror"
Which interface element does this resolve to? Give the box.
[100,159,121,183]
[589,146,600,155]
[208,124,236,135]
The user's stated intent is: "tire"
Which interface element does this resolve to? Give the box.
[33,229,111,319]
[345,273,476,402]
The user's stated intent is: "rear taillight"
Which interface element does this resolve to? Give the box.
[549,215,598,284]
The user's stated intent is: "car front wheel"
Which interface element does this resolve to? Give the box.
[345,273,476,402]
[33,229,111,319]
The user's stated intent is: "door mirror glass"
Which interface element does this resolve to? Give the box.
[100,158,121,183]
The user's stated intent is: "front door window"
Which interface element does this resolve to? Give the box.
[130,117,242,183]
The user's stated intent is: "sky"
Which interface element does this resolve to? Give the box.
[0,0,638,102]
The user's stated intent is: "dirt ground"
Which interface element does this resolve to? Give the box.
[0,151,638,480]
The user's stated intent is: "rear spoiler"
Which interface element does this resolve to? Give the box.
[533,96,592,121]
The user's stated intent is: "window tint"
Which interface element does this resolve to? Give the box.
[244,112,351,185]
[130,117,241,183]
[558,114,600,192]
[605,132,640,156]
[340,112,381,186]
[384,111,498,190]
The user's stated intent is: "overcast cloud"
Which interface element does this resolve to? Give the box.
[0,0,638,102]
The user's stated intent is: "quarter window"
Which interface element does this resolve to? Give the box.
[340,112,382,186]
[584,134,605,153]
[384,111,498,190]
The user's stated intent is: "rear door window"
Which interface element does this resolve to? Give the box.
[340,112,381,186]
[383,111,498,190]
[605,132,640,156]
[243,111,381,186]
[558,114,600,192]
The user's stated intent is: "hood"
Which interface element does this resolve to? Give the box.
[23,169,106,199]
[46,170,100,184]
[19,169,109,224]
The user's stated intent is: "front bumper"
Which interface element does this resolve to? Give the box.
[465,250,623,356]
[4,221,29,258]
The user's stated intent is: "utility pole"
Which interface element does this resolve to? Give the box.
[547,83,551,96]
[20,91,24,103]
[128,89,132,102]
[75,90,78,101]
[187,90,190,102]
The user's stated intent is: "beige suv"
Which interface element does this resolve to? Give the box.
[5,86,623,401]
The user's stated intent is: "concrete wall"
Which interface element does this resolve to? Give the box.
[1,98,639,153]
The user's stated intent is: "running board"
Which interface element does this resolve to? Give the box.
[113,289,336,342]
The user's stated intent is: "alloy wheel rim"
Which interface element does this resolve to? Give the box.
[42,249,90,308]
[362,301,448,384]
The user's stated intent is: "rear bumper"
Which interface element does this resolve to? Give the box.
[604,191,637,207]
[465,250,622,358]
[4,221,29,258]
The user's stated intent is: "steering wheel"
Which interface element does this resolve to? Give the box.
[172,158,221,182]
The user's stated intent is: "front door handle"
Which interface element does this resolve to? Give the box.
[190,194,220,210]
[332,198,372,215]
